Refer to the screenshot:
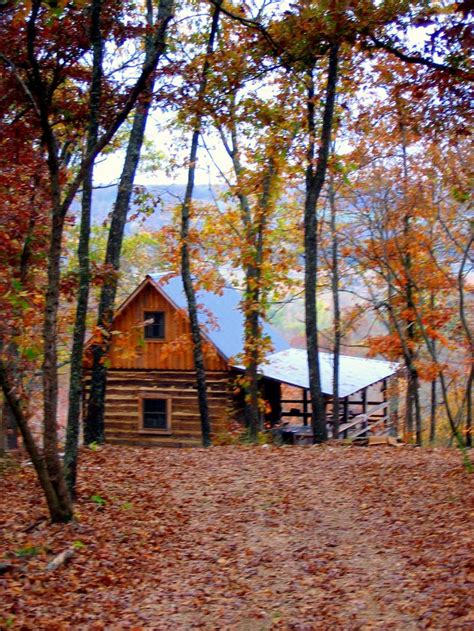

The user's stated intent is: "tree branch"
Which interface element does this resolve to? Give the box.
[365,35,474,80]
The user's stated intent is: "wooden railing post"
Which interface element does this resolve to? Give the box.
[303,388,308,427]
[362,388,368,436]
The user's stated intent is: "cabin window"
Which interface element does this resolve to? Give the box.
[144,311,165,340]
[140,396,171,433]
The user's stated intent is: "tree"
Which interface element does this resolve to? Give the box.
[177,1,221,447]
[63,0,104,495]
[345,83,472,445]
[84,0,174,448]
[202,18,300,438]
[0,0,175,520]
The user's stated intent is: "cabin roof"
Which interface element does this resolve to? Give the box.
[116,275,397,396]
[147,273,290,361]
[251,348,398,397]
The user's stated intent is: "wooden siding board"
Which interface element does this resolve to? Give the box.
[85,369,232,448]
[106,283,228,371]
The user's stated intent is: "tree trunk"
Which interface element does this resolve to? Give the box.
[329,169,340,438]
[399,112,422,445]
[458,233,473,447]
[5,0,176,522]
[465,366,472,448]
[64,0,104,495]
[429,377,437,444]
[25,0,72,517]
[0,359,72,522]
[0,400,6,457]
[428,291,437,444]
[179,2,221,447]
[243,302,261,440]
[84,0,174,444]
[304,44,339,444]
[42,206,72,518]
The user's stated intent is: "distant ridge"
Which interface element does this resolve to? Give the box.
[73,183,222,230]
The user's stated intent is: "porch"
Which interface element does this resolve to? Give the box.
[258,348,399,441]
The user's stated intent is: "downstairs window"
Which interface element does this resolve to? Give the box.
[139,396,171,433]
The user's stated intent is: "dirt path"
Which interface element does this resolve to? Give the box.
[1,445,473,629]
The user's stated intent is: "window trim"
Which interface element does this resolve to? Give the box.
[138,394,172,434]
[143,310,166,341]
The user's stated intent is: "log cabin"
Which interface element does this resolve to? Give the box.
[85,273,399,447]
[84,273,289,447]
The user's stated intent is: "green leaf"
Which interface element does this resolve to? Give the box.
[90,494,106,506]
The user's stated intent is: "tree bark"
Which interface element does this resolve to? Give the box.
[0,358,72,523]
[179,2,221,447]
[64,0,104,496]
[84,0,175,444]
[329,169,340,438]
[399,110,422,445]
[429,292,437,444]
[458,233,473,447]
[218,100,277,440]
[25,0,72,519]
[304,44,339,444]
[243,164,274,440]
[430,377,437,444]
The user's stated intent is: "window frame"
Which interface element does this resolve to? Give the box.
[143,310,166,341]
[138,394,172,434]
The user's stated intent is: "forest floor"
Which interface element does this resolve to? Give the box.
[1,444,473,630]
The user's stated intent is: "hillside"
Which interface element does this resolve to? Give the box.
[78,183,220,230]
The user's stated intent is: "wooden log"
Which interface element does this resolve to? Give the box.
[46,549,74,571]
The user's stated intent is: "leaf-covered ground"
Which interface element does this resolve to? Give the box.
[1,445,473,630]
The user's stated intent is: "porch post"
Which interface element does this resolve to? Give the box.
[303,388,308,427]
[362,387,368,436]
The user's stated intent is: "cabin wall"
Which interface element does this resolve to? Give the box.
[85,369,232,447]
[107,283,228,371]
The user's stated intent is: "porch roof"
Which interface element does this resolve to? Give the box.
[253,348,398,398]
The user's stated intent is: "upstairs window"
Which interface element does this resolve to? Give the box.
[140,397,171,432]
[144,311,165,340]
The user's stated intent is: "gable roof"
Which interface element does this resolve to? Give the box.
[254,348,398,397]
[146,273,290,361]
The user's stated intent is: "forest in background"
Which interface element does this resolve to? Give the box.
[0,0,472,523]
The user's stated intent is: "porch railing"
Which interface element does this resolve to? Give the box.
[337,402,390,439]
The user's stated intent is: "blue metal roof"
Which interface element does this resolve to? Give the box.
[148,274,290,361]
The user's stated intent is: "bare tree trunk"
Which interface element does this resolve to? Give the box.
[25,0,73,518]
[0,400,6,457]
[429,292,437,444]
[64,0,104,496]
[0,359,72,522]
[458,233,473,447]
[85,0,175,444]
[430,377,437,444]
[329,169,340,438]
[304,44,339,444]
[465,366,472,448]
[179,2,221,447]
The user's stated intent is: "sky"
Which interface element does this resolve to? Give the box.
[94,114,231,187]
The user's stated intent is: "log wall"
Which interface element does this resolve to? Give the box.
[107,282,228,371]
[85,369,233,448]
